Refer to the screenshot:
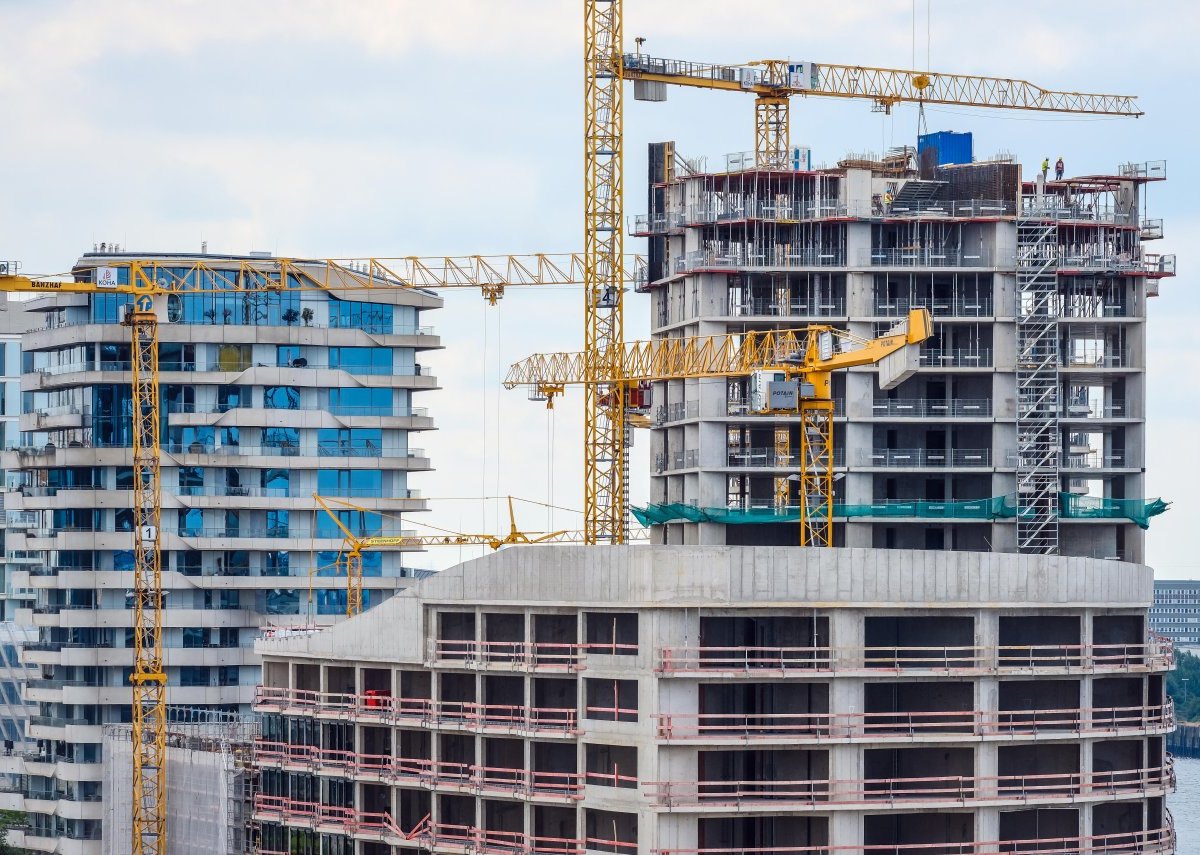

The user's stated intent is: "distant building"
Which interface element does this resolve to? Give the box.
[1150,580,1200,646]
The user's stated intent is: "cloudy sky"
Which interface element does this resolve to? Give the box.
[0,0,1195,576]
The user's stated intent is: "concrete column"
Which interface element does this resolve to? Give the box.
[975,741,998,800]
[975,806,999,849]
[828,810,861,850]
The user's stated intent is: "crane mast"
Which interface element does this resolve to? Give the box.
[583,0,627,544]
[126,293,166,855]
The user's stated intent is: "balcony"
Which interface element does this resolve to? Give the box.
[859,448,991,468]
[861,248,1001,268]
[727,297,846,318]
[676,245,846,273]
[253,686,579,736]
[870,399,992,419]
[725,448,846,469]
[429,640,587,672]
[655,701,1173,742]
[646,762,1172,808]
[254,740,583,802]
[658,637,1171,676]
[918,348,992,368]
[873,297,995,318]
[650,825,1174,855]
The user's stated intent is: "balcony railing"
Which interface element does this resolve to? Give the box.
[658,637,1172,675]
[918,348,993,367]
[728,297,846,318]
[652,824,1174,855]
[860,448,991,468]
[873,297,995,317]
[724,448,847,468]
[870,399,992,418]
[253,686,579,735]
[646,762,1173,807]
[429,639,588,671]
[861,248,1000,268]
[254,740,584,800]
[676,245,846,272]
[655,701,1173,741]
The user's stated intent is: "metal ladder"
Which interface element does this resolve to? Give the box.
[1015,216,1061,553]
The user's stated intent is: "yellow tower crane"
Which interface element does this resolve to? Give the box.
[312,494,643,614]
[0,251,635,855]
[579,0,1141,543]
[507,309,932,545]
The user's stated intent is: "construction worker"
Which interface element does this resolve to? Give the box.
[882,190,894,210]
[1041,157,1050,180]
[1055,156,1065,180]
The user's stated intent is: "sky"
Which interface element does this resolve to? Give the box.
[0,0,1195,576]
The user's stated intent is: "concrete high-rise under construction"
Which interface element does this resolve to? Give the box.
[634,144,1172,561]
[0,250,440,852]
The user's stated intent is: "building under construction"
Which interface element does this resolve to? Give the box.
[252,545,1174,855]
[634,144,1172,561]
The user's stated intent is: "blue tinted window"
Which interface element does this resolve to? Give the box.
[327,387,393,416]
[316,509,382,538]
[317,469,382,496]
[179,508,203,537]
[329,347,392,375]
[329,300,393,334]
[262,468,289,493]
[317,428,382,456]
[277,346,302,367]
[90,293,133,324]
[264,387,300,410]
[266,510,289,537]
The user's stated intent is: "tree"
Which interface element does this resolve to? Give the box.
[1166,649,1200,721]
[0,809,28,854]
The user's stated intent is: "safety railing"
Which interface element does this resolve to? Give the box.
[254,740,583,800]
[253,686,579,734]
[873,297,995,317]
[918,348,993,367]
[650,823,1174,855]
[726,296,847,318]
[870,399,992,418]
[726,448,847,468]
[253,794,407,841]
[657,638,1171,675]
[431,639,586,671]
[645,762,1173,807]
[655,702,1174,741]
[860,448,991,468]
[861,248,1000,268]
[677,245,847,272]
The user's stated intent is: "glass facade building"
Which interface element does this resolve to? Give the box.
[0,252,440,852]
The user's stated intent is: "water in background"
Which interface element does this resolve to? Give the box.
[1173,757,1199,848]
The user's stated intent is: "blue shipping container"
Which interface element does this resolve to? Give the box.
[918,131,973,166]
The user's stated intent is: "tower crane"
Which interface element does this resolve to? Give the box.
[579,0,1142,544]
[0,251,633,855]
[313,494,618,616]
[507,309,932,545]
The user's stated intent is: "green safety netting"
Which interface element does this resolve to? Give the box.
[633,494,1169,530]
[1060,494,1170,529]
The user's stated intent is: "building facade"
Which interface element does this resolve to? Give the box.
[252,545,1175,855]
[0,251,440,852]
[635,149,1172,560]
[1149,581,1200,648]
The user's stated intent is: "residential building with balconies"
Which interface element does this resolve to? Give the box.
[0,250,440,853]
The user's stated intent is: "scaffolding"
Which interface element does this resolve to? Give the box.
[102,712,258,855]
[1015,214,1062,553]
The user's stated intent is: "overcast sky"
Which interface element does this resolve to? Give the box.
[0,0,1195,577]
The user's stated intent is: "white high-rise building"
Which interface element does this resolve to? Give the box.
[0,251,440,852]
